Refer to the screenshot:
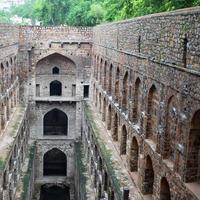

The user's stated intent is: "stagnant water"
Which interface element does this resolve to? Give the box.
[40,185,70,200]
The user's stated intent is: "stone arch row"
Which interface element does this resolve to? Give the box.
[140,154,172,199]
[93,83,200,197]
[85,129,118,200]
[0,85,19,133]
[0,55,18,94]
[93,56,141,113]
[2,116,29,200]
[94,93,174,199]
[94,83,179,160]
[93,63,200,179]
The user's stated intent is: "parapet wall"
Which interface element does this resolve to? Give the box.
[93,7,200,72]
[0,24,19,61]
[19,26,93,48]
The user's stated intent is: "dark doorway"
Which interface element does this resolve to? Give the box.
[52,67,60,74]
[84,85,89,98]
[50,80,62,96]
[143,155,154,195]
[160,177,171,200]
[43,109,68,136]
[40,185,70,200]
[43,148,67,176]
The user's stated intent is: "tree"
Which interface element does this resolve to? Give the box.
[10,0,36,23]
[34,0,70,25]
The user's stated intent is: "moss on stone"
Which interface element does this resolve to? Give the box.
[74,141,88,200]
[21,143,35,200]
[84,101,123,200]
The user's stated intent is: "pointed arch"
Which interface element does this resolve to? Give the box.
[115,67,120,102]
[146,85,158,141]
[160,177,171,200]
[43,148,66,176]
[107,104,112,130]
[103,61,107,90]
[129,137,139,172]
[163,96,178,161]
[122,72,128,111]
[112,113,118,141]
[102,98,106,121]
[143,155,154,195]
[120,125,128,155]
[185,109,200,182]
[132,78,141,122]
[50,80,62,96]
[108,64,113,95]
[43,109,68,136]
[52,66,60,74]
[40,184,70,200]
[99,93,102,112]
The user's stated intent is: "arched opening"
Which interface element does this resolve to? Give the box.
[43,109,68,136]
[104,171,108,192]
[52,67,59,74]
[99,93,102,113]
[100,59,103,85]
[120,125,128,155]
[110,190,115,200]
[104,61,107,90]
[115,80,120,102]
[96,56,99,80]
[146,85,158,141]
[98,157,103,172]
[43,148,66,176]
[107,105,112,130]
[163,96,177,161]
[122,72,128,111]
[115,68,120,102]
[98,183,102,199]
[40,184,70,200]
[143,155,154,195]
[108,64,113,95]
[1,104,5,130]
[95,88,98,107]
[103,98,106,121]
[112,113,118,141]
[186,110,200,182]
[129,137,139,172]
[50,80,62,96]
[160,177,171,200]
[132,78,141,122]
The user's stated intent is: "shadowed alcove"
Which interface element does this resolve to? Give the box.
[50,80,62,96]
[40,184,70,200]
[43,148,67,176]
[43,109,68,136]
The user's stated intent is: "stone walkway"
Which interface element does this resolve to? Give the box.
[0,105,26,167]
[89,102,144,200]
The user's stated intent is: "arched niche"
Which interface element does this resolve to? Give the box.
[43,148,67,176]
[50,80,62,96]
[43,109,68,136]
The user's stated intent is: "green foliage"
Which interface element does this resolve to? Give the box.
[4,0,200,26]
[0,10,11,23]
[11,0,35,19]
[34,0,70,25]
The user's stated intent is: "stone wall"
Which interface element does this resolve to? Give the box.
[92,7,200,200]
